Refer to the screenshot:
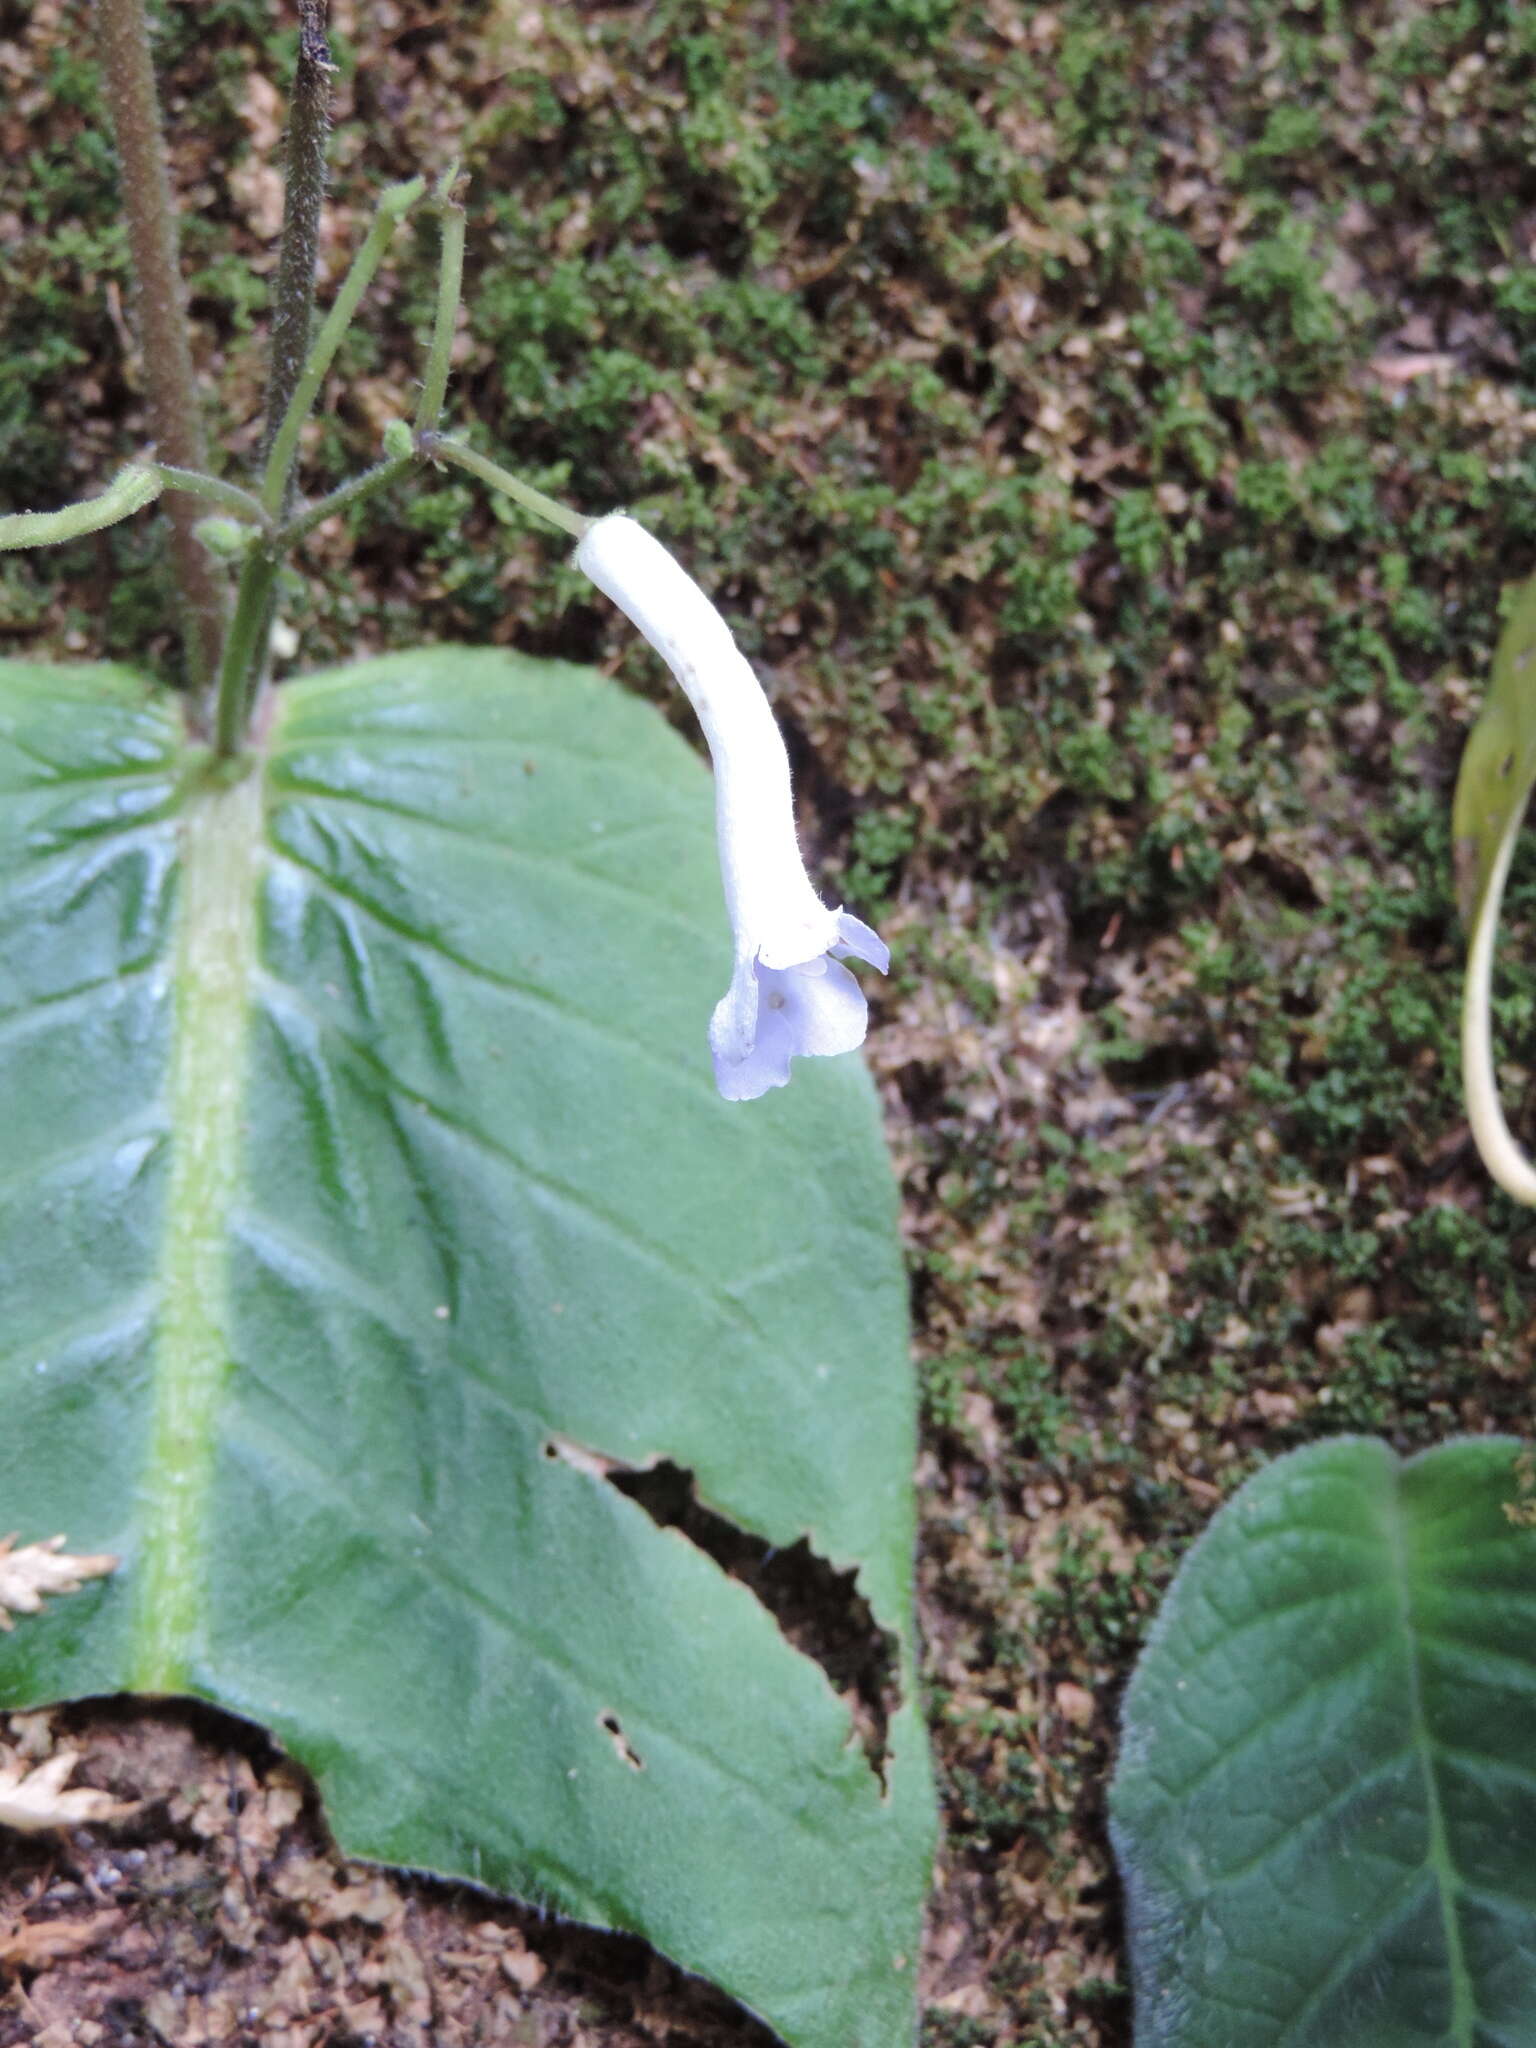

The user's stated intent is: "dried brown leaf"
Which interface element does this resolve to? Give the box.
[0,1534,117,1630]
[0,1751,136,1835]
[0,1909,122,1969]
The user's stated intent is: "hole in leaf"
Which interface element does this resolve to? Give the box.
[597,1710,644,1770]
[606,1458,899,1787]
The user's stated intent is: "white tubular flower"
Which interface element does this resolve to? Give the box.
[576,513,889,1101]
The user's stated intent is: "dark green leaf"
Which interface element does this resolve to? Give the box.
[1111,1435,1536,2048]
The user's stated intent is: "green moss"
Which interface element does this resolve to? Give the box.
[921,2016,993,2048]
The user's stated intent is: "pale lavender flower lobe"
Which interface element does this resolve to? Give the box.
[832,911,890,972]
[710,949,873,1102]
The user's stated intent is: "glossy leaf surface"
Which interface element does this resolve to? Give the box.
[1111,1435,1536,2048]
[0,652,931,2048]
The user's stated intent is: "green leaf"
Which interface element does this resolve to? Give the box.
[1110,1436,1536,2048]
[0,651,932,2048]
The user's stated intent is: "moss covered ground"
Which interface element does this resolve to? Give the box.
[2,0,1535,2040]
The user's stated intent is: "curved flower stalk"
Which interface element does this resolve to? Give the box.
[1461,814,1536,1202]
[576,513,888,1100]
[1453,571,1536,1204]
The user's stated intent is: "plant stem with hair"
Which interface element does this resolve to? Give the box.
[415,175,466,432]
[95,0,226,688]
[421,437,589,539]
[210,175,426,755]
[260,175,426,519]
[262,0,334,516]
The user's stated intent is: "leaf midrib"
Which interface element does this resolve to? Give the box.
[1274,1464,1478,2048]
[1385,1467,1476,2048]
[130,760,263,1690]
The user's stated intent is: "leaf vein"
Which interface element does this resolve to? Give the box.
[271,784,705,926]
[258,852,716,1096]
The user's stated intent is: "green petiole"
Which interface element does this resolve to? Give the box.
[0,464,161,550]
[420,436,590,540]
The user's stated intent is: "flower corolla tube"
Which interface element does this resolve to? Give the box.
[575,512,889,1101]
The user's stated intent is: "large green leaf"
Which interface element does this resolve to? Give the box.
[0,652,932,2048]
[1110,1435,1536,2048]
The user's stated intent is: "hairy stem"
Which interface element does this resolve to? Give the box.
[0,465,160,550]
[95,0,226,686]
[415,182,466,431]
[422,436,590,538]
[275,451,416,549]
[209,171,457,755]
[261,175,425,518]
[269,193,469,548]
[148,465,272,526]
[213,554,280,759]
[262,0,334,515]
